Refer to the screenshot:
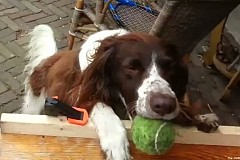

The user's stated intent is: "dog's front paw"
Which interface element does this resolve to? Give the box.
[91,103,131,160]
[101,129,131,160]
[195,113,219,133]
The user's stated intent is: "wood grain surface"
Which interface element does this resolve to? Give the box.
[2,113,240,147]
[1,134,240,160]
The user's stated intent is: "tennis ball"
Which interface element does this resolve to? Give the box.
[131,115,175,155]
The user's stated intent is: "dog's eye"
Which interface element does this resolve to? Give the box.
[127,59,142,70]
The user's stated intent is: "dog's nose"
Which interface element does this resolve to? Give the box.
[149,92,176,116]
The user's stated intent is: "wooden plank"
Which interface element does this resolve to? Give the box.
[1,113,240,147]
[1,134,240,160]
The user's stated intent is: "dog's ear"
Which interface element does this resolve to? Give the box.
[163,42,189,65]
[161,43,189,101]
[78,36,118,108]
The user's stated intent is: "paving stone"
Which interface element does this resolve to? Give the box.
[57,38,68,49]
[8,0,27,10]
[221,113,239,126]
[52,27,65,40]
[47,4,67,18]
[57,25,69,37]
[26,21,38,29]
[0,0,14,9]
[0,90,17,104]
[21,0,41,13]
[22,12,47,22]
[36,14,59,24]
[8,10,32,19]
[33,2,54,15]
[0,81,8,94]
[0,5,6,11]
[0,16,20,31]
[0,55,6,63]
[6,42,26,58]
[0,33,16,44]
[15,35,30,46]
[15,84,25,96]
[8,64,25,77]
[190,51,205,67]
[60,6,73,17]
[0,20,7,30]
[41,0,58,4]
[0,98,22,114]
[14,18,32,31]
[53,0,73,7]
[49,17,70,28]
[0,57,22,72]
[0,42,15,58]
[27,0,41,2]
[16,73,25,84]
[0,28,14,39]
[0,7,19,16]
[0,72,21,90]
[66,3,75,10]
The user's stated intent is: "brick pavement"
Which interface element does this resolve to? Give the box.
[0,0,82,114]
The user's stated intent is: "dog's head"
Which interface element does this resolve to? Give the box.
[79,33,188,120]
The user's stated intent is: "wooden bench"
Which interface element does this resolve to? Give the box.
[1,113,240,160]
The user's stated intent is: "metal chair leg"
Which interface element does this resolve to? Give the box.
[68,34,75,50]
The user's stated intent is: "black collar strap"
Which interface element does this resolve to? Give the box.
[45,97,84,121]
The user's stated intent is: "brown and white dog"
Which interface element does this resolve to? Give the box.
[21,25,219,160]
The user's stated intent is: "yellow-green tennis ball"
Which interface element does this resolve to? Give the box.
[131,115,175,155]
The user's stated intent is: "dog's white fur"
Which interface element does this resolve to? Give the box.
[21,25,57,115]
[91,103,130,160]
[79,29,129,71]
[136,57,180,120]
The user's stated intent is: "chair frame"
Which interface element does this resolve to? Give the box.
[68,0,239,53]
[68,0,240,100]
